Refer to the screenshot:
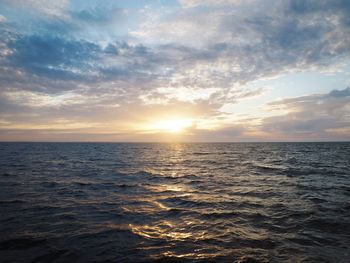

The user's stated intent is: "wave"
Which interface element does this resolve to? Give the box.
[0,142,349,262]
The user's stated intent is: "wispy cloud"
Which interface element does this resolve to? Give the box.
[0,0,349,141]
[260,87,350,140]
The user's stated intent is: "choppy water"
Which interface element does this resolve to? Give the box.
[0,142,349,263]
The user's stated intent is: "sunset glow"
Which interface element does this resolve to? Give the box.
[0,1,349,261]
[146,118,193,134]
[0,0,349,141]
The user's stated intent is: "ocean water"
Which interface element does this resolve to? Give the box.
[0,142,349,263]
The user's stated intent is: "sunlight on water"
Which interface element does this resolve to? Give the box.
[0,142,349,262]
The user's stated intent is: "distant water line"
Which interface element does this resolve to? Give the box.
[0,142,349,262]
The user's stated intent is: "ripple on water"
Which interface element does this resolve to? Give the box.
[0,142,349,262]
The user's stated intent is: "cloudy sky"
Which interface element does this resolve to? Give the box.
[0,0,349,141]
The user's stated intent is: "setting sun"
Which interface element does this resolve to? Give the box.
[1,0,349,262]
[149,118,193,133]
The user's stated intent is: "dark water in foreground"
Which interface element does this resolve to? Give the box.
[0,142,349,263]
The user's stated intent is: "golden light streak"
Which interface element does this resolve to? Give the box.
[146,118,193,133]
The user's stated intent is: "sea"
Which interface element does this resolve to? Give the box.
[0,142,349,263]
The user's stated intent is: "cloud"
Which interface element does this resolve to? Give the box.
[71,7,125,26]
[261,87,350,140]
[1,0,69,16]
[0,15,6,23]
[180,0,243,8]
[134,0,350,83]
[0,0,350,141]
[3,0,350,91]
[8,35,100,80]
[329,87,350,98]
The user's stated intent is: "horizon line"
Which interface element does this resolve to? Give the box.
[1,140,349,143]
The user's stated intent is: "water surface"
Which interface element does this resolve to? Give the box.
[0,142,349,262]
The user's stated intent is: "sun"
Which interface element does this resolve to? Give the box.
[149,118,193,133]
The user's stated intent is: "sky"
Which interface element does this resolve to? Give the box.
[0,0,349,142]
